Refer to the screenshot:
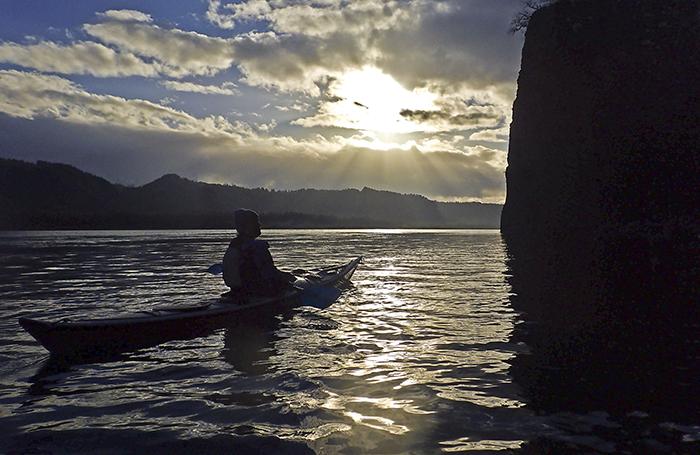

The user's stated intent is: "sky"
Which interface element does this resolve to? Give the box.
[0,0,524,203]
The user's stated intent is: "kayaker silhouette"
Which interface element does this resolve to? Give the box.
[222,209,296,300]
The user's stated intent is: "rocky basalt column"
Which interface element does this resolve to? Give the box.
[501,0,699,246]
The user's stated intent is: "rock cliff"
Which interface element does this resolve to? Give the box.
[501,0,699,244]
[501,0,700,426]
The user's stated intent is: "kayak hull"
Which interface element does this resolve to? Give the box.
[20,257,361,358]
[19,298,293,358]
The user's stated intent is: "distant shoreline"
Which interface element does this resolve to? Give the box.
[0,226,502,232]
[1,158,503,231]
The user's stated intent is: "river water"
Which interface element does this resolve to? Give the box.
[0,230,697,454]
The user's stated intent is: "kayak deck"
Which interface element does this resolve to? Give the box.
[20,256,361,358]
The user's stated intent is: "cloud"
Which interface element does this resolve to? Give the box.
[230,31,363,94]
[273,102,311,112]
[399,108,501,129]
[210,0,407,37]
[160,80,239,95]
[254,119,277,132]
[97,9,153,23]
[202,1,411,92]
[469,126,510,143]
[1,15,237,80]
[203,0,522,97]
[373,1,523,92]
[226,0,272,21]
[206,0,236,29]
[0,41,161,77]
[0,70,246,138]
[1,1,523,96]
[398,93,506,131]
[0,17,240,80]
[2,1,523,96]
[83,21,235,77]
[264,1,406,37]
[206,0,274,29]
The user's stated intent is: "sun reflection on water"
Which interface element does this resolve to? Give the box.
[3,230,534,453]
[272,245,526,450]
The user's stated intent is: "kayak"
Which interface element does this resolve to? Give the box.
[19,257,362,358]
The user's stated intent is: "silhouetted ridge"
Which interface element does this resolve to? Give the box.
[142,173,193,187]
[0,158,502,229]
[0,158,121,215]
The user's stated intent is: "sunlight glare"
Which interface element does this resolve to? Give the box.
[329,66,437,135]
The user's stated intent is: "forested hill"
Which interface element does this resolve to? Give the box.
[0,158,502,229]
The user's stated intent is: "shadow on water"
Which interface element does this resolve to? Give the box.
[26,356,89,398]
[222,311,288,376]
[504,231,700,453]
[14,312,316,454]
[26,309,291,393]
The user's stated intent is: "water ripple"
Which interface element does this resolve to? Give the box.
[1,230,693,453]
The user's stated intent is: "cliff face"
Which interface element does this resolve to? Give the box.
[501,0,700,242]
[501,1,700,424]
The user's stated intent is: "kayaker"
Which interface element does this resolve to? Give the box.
[222,209,296,299]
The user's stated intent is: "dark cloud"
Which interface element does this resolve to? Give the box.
[399,108,501,126]
[374,0,524,91]
[231,31,365,93]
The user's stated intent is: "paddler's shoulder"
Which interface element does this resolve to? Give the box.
[235,238,269,252]
[227,236,243,249]
[250,239,270,250]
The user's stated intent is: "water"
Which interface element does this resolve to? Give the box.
[0,230,697,454]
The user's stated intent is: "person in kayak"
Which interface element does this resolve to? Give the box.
[222,209,296,299]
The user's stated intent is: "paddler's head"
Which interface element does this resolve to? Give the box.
[234,209,261,239]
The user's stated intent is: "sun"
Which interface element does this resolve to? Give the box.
[326,66,437,135]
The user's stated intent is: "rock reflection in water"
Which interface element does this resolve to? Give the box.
[505,232,700,453]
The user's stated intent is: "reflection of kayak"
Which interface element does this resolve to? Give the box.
[19,257,361,358]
